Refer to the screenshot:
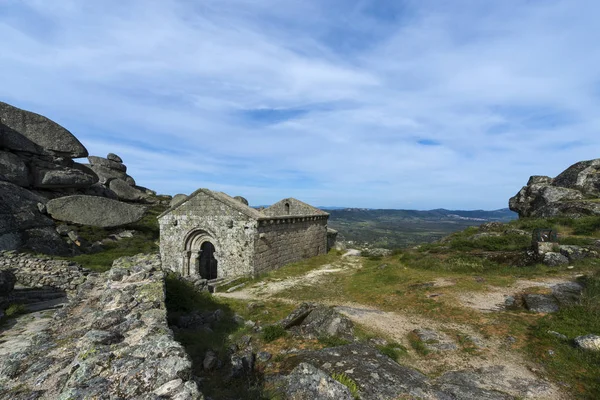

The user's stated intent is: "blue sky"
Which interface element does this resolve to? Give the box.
[1,0,599,210]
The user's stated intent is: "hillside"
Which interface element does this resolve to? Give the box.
[328,207,517,248]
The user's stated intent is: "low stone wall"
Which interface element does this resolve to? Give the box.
[0,250,89,293]
[0,253,202,399]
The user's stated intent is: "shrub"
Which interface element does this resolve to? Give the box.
[261,325,287,343]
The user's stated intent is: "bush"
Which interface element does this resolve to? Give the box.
[261,325,287,343]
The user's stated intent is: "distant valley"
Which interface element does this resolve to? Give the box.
[327,207,517,249]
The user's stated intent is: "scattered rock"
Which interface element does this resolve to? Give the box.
[523,294,559,313]
[412,328,458,352]
[574,334,600,352]
[551,282,583,307]
[46,195,146,228]
[543,252,569,267]
[547,331,568,340]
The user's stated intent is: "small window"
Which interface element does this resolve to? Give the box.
[284,202,290,214]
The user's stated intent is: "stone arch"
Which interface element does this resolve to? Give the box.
[181,228,220,279]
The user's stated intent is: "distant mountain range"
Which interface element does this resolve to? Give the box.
[326,208,517,249]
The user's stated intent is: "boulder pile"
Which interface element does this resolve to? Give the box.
[509,159,600,218]
[0,101,160,255]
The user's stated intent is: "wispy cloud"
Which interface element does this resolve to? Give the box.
[1,0,598,209]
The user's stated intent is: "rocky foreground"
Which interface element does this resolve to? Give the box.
[0,253,201,399]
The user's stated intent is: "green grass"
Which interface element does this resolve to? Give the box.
[318,335,351,348]
[331,372,360,399]
[261,325,288,343]
[449,233,531,252]
[376,342,408,361]
[526,272,600,398]
[408,331,430,356]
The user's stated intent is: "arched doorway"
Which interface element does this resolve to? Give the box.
[198,241,218,280]
[182,229,219,279]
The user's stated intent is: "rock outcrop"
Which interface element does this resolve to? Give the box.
[0,101,88,158]
[509,159,600,218]
[0,101,161,255]
[47,195,147,228]
[0,253,202,399]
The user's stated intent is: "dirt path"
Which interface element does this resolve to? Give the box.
[217,252,568,399]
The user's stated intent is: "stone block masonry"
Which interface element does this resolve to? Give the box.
[254,216,328,274]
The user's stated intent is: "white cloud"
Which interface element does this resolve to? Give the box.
[0,0,599,209]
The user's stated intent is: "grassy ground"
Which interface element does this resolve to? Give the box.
[60,203,166,272]
[219,216,600,398]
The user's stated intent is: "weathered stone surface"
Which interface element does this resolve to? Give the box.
[552,282,584,307]
[0,150,29,186]
[412,328,458,352]
[82,182,118,199]
[574,334,600,352]
[285,362,353,400]
[553,159,600,196]
[31,164,98,189]
[509,159,600,218]
[170,193,188,208]
[0,253,202,399]
[160,189,328,280]
[289,344,435,399]
[87,163,127,184]
[46,195,147,228]
[279,302,318,329]
[233,196,249,205]
[0,101,88,157]
[107,153,123,163]
[292,305,355,341]
[434,366,551,399]
[22,227,74,256]
[0,181,55,252]
[88,155,127,172]
[0,269,16,296]
[543,252,569,267]
[559,245,597,261]
[108,178,148,202]
[523,294,559,313]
